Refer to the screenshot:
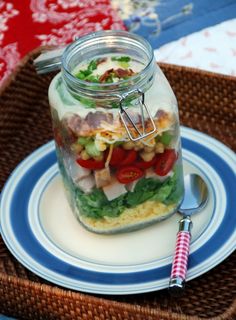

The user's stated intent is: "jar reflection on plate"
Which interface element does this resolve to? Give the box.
[48,30,184,234]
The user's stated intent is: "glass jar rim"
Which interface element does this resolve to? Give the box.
[61,30,154,95]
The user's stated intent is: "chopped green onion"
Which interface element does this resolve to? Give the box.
[75,69,92,79]
[85,142,101,157]
[88,60,98,72]
[85,74,100,83]
[78,137,92,146]
[158,132,173,146]
[111,56,131,62]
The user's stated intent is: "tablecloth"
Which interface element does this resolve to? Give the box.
[0,1,236,320]
[155,18,236,76]
[0,0,125,85]
[1,0,236,87]
[112,0,236,47]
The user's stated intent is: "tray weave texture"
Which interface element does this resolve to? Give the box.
[0,49,235,320]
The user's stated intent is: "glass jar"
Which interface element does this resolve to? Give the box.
[48,30,184,234]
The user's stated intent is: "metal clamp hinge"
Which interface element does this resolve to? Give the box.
[119,89,156,141]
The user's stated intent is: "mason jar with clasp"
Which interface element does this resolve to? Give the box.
[48,30,184,234]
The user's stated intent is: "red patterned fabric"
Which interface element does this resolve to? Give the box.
[0,0,125,85]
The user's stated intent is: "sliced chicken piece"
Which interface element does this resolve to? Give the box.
[63,154,91,183]
[70,162,91,183]
[94,167,111,188]
[103,179,127,201]
[77,175,95,193]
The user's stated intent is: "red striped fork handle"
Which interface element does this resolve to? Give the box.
[169,216,192,296]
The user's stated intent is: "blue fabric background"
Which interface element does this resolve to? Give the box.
[123,0,236,48]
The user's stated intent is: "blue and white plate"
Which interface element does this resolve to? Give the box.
[0,127,235,295]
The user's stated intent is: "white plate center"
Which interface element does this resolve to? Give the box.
[39,159,214,266]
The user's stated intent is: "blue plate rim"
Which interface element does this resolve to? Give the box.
[0,126,235,294]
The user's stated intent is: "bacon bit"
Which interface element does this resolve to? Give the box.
[99,68,114,82]
[85,111,113,129]
[99,68,136,82]
[97,58,107,65]
[128,68,136,76]
[64,114,82,138]
[114,68,129,78]
[113,68,136,78]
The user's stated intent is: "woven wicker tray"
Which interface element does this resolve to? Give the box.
[0,49,235,320]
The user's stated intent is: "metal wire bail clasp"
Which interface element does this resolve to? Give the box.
[119,89,156,141]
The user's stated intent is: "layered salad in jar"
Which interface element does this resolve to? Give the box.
[49,54,184,233]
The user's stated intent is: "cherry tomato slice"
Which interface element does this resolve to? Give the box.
[116,166,143,184]
[154,149,177,176]
[108,147,126,167]
[77,158,105,170]
[135,156,157,169]
[119,150,137,166]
